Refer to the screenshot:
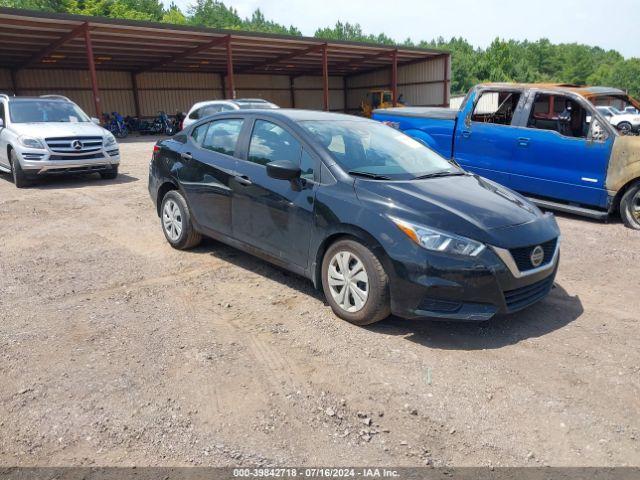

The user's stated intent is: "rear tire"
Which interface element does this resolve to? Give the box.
[100,165,119,180]
[620,181,640,230]
[160,190,202,249]
[10,149,31,188]
[321,238,390,325]
[617,122,632,135]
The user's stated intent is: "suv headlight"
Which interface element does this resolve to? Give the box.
[103,133,117,148]
[389,216,485,256]
[19,136,45,149]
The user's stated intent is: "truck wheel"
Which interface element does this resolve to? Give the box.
[10,149,31,188]
[617,122,632,135]
[321,238,390,326]
[160,190,202,249]
[100,165,119,180]
[620,181,640,230]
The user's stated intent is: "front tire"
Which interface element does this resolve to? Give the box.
[10,149,31,188]
[160,190,202,249]
[100,165,119,180]
[617,122,632,135]
[321,239,390,325]
[620,181,640,230]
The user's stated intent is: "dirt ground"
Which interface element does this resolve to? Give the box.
[1,136,639,468]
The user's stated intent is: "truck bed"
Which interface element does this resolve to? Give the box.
[373,107,458,120]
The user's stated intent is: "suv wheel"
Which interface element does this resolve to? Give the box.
[160,190,202,249]
[100,165,119,180]
[617,122,632,135]
[620,181,640,230]
[10,149,31,188]
[321,239,390,325]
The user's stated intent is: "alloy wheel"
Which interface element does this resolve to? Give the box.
[632,190,640,222]
[327,251,369,312]
[162,199,183,241]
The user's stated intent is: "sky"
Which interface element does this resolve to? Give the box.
[166,0,640,58]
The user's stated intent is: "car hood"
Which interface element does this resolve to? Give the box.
[10,122,108,139]
[355,174,556,247]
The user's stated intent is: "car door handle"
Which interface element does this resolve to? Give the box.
[180,152,193,161]
[234,175,252,186]
[517,137,530,147]
[461,130,471,138]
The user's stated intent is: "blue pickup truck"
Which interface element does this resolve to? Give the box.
[373,83,640,230]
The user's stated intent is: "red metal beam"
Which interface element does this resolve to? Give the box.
[137,35,229,73]
[131,72,141,118]
[226,36,235,99]
[18,22,88,70]
[391,49,398,106]
[84,27,101,118]
[238,43,325,74]
[322,44,329,111]
[442,54,450,107]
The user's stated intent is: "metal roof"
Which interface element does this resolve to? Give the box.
[0,7,448,76]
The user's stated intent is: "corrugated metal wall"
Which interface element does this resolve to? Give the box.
[137,72,223,116]
[346,56,449,111]
[1,55,449,117]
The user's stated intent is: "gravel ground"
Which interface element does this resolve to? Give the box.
[0,136,639,467]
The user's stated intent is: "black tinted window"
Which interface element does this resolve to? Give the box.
[248,120,301,166]
[201,119,243,156]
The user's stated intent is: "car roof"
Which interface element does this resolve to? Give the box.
[3,96,68,102]
[232,109,371,122]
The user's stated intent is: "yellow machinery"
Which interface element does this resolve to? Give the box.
[361,89,401,117]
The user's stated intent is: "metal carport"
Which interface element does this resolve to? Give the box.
[0,8,450,117]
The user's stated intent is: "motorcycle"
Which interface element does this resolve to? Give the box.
[107,111,129,138]
[151,111,175,136]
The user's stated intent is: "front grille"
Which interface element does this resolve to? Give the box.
[45,136,103,153]
[504,276,554,312]
[509,238,557,272]
[49,153,105,161]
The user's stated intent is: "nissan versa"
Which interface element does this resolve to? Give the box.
[148,110,560,325]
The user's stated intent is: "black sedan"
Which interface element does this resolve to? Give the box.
[149,109,560,325]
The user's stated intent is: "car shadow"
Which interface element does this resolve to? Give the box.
[0,172,139,189]
[118,134,170,143]
[365,283,583,350]
[192,239,582,349]
[192,238,325,302]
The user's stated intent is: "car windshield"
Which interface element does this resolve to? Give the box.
[9,100,90,123]
[301,120,458,180]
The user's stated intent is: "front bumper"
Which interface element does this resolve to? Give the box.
[388,240,560,322]
[18,147,120,176]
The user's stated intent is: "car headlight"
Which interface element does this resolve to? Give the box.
[389,216,485,256]
[19,136,45,149]
[103,134,117,148]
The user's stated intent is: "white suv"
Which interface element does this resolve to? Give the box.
[0,94,120,188]
[182,98,278,129]
[595,106,640,134]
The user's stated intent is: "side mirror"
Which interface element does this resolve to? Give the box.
[266,160,301,181]
[91,117,100,125]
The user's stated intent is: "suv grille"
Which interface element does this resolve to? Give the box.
[504,276,554,312]
[45,136,103,154]
[509,238,557,272]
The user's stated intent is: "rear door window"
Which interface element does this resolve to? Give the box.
[471,91,521,125]
[195,119,244,157]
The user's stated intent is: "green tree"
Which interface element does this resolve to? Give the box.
[242,9,301,36]
[162,2,187,24]
[187,0,241,28]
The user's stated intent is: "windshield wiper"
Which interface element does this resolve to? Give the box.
[412,170,466,180]
[348,170,391,180]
